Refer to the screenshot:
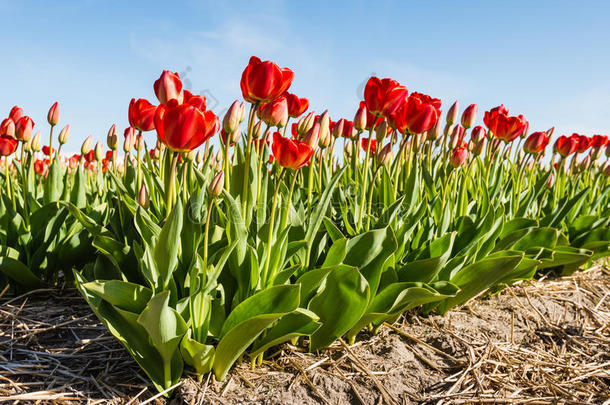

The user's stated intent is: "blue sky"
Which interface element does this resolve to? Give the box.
[1,0,609,153]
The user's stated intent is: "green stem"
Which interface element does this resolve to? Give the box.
[366,166,381,230]
[203,199,214,269]
[165,151,178,219]
[49,125,55,163]
[136,130,142,192]
[241,103,258,215]
[262,169,285,287]
[357,128,374,231]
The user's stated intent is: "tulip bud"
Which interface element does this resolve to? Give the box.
[602,160,610,177]
[319,128,331,149]
[196,150,204,165]
[95,142,104,161]
[251,120,264,140]
[297,112,315,136]
[185,150,195,161]
[81,135,93,155]
[31,131,42,152]
[450,146,469,168]
[47,102,60,126]
[450,125,465,149]
[427,121,441,141]
[208,171,224,198]
[223,100,242,134]
[546,172,555,188]
[123,131,135,153]
[156,140,166,152]
[23,139,32,152]
[138,184,150,209]
[605,143,610,158]
[547,127,555,139]
[332,119,345,139]
[345,139,353,157]
[446,101,459,125]
[580,154,591,171]
[318,110,330,140]
[377,142,393,166]
[303,122,321,148]
[375,120,388,143]
[58,125,70,145]
[137,134,145,152]
[460,104,477,129]
[354,104,367,132]
[107,125,119,150]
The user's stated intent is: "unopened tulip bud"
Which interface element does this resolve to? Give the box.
[450,125,465,149]
[31,131,42,152]
[297,112,315,136]
[223,100,242,134]
[605,143,610,158]
[252,120,264,140]
[106,124,118,150]
[450,146,469,168]
[123,132,135,153]
[427,121,441,141]
[332,119,345,139]
[546,172,555,188]
[354,104,367,132]
[461,104,477,129]
[580,154,591,171]
[196,150,204,165]
[58,125,70,145]
[377,142,393,166]
[345,139,353,157]
[375,120,388,143]
[446,101,459,125]
[208,171,224,198]
[602,160,610,176]
[303,122,321,148]
[23,140,32,152]
[318,110,330,142]
[47,102,60,126]
[79,136,92,156]
[138,184,150,209]
[137,134,145,151]
[185,150,195,161]
[95,142,104,161]
[547,127,555,139]
[319,128,331,149]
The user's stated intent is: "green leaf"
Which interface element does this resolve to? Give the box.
[154,199,183,288]
[82,280,153,313]
[180,337,215,375]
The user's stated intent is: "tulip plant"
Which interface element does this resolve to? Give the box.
[1,55,609,394]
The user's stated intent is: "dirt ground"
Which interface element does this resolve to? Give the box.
[1,264,609,404]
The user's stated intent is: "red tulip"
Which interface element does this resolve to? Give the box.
[591,134,608,149]
[258,95,289,128]
[361,137,377,153]
[83,150,95,163]
[450,146,469,168]
[335,118,355,138]
[523,131,549,154]
[446,101,459,125]
[154,70,183,105]
[240,56,294,103]
[364,77,408,117]
[42,145,55,156]
[285,92,309,118]
[69,154,80,169]
[493,113,528,143]
[183,90,207,110]
[154,100,219,152]
[575,134,592,153]
[555,135,579,157]
[0,135,18,156]
[391,92,441,135]
[9,106,23,123]
[15,116,35,142]
[354,103,367,132]
[128,98,157,132]
[461,104,477,129]
[483,104,509,134]
[34,159,49,176]
[271,131,313,170]
[47,102,60,126]
[0,118,15,137]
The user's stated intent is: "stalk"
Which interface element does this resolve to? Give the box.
[357,128,375,231]
[261,169,285,287]
[165,151,178,219]
[136,130,143,192]
[241,103,258,215]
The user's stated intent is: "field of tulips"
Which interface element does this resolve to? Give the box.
[1,55,609,396]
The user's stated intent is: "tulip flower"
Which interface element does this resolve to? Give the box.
[364,77,408,117]
[240,56,294,103]
[361,137,377,154]
[450,125,465,149]
[9,106,23,123]
[575,134,592,153]
[377,142,393,166]
[47,102,60,126]
[15,116,34,142]
[591,134,608,150]
[154,70,183,105]
[302,122,321,148]
[391,92,441,135]
[296,112,316,137]
[461,104,478,129]
[34,159,49,176]
[154,100,219,152]
[0,118,15,137]
[0,135,18,156]
[128,98,157,132]
[42,145,55,156]
[555,135,579,157]
[492,113,528,143]
[183,90,207,110]
[285,93,309,118]
[602,160,610,176]
[331,118,345,139]
[271,132,313,170]
[107,124,119,150]
[58,125,70,145]
[450,145,469,168]
[523,131,549,154]
[31,131,42,151]
[258,96,289,128]
[427,121,442,141]
[483,104,509,134]
[208,171,224,198]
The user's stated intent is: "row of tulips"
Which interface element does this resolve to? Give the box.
[1,56,609,394]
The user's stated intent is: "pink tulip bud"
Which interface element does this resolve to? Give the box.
[377,142,393,166]
[461,104,477,129]
[297,112,315,137]
[450,146,469,168]
[450,125,465,149]
[223,100,242,134]
[546,172,555,188]
[138,184,150,209]
[81,135,93,155]
[208,171,224,198]
[95,141,104,161]
[47,102,60,126]
[252,120,264,139]
[602,160,610,176]
[332,119,345,139]
[375,119,388,143]
[318,110,330,144]
[446,101,459,125]
[354,104,367,132]
[427,121,441,141]
[303,122,321,148]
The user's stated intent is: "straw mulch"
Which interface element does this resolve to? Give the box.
[1,264,609,404]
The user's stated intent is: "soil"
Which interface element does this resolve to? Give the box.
[1,264,609,404]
